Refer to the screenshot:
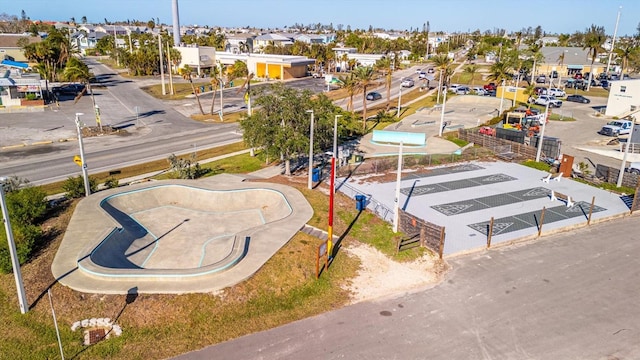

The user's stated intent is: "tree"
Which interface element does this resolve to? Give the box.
[81,16,87,24]
[374,56,394,110]
[337,73,359,112]
[583,24,606,91]
[240,83,340,175]
[179,65,205,115]
[209,64,223,115]
[352,66,377,131]
[463,64,478,86]
[487,61,512,85]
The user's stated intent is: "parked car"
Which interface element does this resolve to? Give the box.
[52,83,85,96]
[401,78,415,88]
[543,88,566,97]
[455,86,470,95]
[530,95,562,108]
[366,91,382,101]
[483,82,497,91]
[573,73,583,79]
[448,84,461,93]
[536,75,547,83]
[626,162,640,175]
[600,120,633,137]
[600,80,609,88]
[311,72,324,78]
[471,87,487,95]
[566,94,591,104]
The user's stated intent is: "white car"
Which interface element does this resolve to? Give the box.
[448,84,461,92]
[472,87,487,95]
[543,88,566,97]
[401,78,415,88]
[455,86,470,95]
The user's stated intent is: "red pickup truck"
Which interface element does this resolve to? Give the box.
[483,82,497,91]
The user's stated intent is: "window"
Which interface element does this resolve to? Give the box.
[620,86,626,93]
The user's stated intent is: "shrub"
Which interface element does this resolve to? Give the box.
[104,177,119,189]
[6,186,47,224]
[63,175,98,198]
[0,224,41,273]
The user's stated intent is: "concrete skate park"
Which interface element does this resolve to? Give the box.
[51,174,313,294]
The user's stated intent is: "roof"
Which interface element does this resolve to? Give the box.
[1,60,28,69]
[0,34,41,48]
[540,47,597,66]
[254,33,292,41]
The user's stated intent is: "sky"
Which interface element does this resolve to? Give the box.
[3,0,639,37]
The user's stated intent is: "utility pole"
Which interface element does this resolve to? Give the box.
[158,34,166,95]
[0,178,28,314]
[606,6,622,76]
[75,113,91,197]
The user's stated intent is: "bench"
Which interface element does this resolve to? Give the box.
[551,190,574,207]
[542,172,563,183]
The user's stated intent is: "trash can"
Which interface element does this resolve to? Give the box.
[312,168,321,182]
[200,86,205,93]
[355,195,367,211]
[354,154,363,163]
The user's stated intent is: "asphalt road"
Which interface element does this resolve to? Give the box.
[0,58,242,184]
[174,215,640,360]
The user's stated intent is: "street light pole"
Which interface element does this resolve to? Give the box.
[397,78,403,118]
[617,117,636,187]
[158,34,166,96]
[535,80,554,162]
[436,70,443,104]
[498,79,506,115]
[75,113,91,197]
[328,114,342,258]
[393,141,404,233]
[0,178,28,314]
[606,6,622,76]
[306,110,315,190]
[438,86,448,136]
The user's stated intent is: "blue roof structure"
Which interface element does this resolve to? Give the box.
[1,60,28,69]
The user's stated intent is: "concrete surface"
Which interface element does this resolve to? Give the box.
[51,174,313,294]
[338,161,631,255]
[172,215,640,360]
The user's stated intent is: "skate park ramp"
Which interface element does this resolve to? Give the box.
[51,175,313,294]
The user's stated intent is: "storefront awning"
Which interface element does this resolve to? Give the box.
[567,65,583,70]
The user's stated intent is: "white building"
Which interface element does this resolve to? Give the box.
[174,45,216,75]
[605,79,640,118]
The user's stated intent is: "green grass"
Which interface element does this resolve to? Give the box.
[39,142,249,195]
[521,160,552,172]
[154,152,265,180]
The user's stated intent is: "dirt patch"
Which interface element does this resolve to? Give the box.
[342,243,447,304]
[81,126,129,138]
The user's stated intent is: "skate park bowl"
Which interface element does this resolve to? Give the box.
[51,175,313,294]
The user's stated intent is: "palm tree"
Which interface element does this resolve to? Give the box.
[614,38,637,77]
[338,73,359,112]
[487,61,512,85]
[583,24,606,91]
[64,57,100,129]
[209,65,221,115]
[374,56,393,110]
[180,65,205,115]
[463,64,478,86]
[431,54,452,99]
[352,66,376,131]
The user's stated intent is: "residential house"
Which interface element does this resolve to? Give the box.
[253,33,293,52]
[0,34,41,63]
[225,34,255,54]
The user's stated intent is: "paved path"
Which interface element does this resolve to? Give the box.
[173,214,640,359]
